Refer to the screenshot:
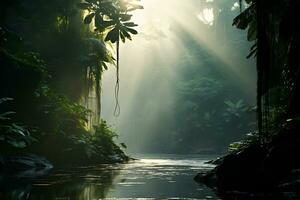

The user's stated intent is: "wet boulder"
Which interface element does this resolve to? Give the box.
[0,154,53,179]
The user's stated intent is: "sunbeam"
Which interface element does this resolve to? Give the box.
[101,0,256,153]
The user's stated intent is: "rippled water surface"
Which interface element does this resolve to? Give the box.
[3,154,221,200]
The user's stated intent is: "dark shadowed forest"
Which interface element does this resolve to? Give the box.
[1,0,300,199]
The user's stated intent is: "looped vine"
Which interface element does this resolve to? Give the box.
[78,0,143,120]
[114,39,121,117]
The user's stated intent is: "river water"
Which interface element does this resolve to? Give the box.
[2,154,221,200]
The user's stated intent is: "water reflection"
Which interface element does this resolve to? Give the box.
[0,154,219,200]
[0,164,120,200]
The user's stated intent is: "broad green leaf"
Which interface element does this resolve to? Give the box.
[247,48,257,59]
[95,14,116,31]
[123,22,138,27]
[121,30,132,40]
[84,13,95,24]
[232,5,254,30]
[125,27,138,34]
[0,111,15,120]
[120,31,126,43]
[95,15,105,30]
[102,62,108,70]
[105,27,119,43]
[0,97,13,104]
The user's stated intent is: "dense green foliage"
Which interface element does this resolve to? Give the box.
[171,40,256,153]
[0,0,142,164]
[230,0,300,149]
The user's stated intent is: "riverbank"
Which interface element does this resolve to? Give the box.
[194,123,300,199]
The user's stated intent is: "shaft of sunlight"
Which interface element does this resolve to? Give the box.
[101,0,256,153]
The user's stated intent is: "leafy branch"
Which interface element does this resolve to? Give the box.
[78,0,143,119]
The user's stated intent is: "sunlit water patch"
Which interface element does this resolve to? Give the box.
[102,154,219,199]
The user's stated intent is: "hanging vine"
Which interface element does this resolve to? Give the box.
[114,38,121,117]
[78,0,143,121]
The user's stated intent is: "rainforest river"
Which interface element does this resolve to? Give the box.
[2,154,221,200]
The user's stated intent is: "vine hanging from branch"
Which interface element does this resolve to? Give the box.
[78,0,143,119]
